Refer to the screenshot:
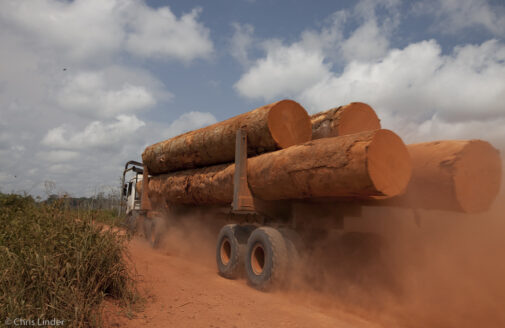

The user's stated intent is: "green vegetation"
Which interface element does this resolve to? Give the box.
[0,193,139,327]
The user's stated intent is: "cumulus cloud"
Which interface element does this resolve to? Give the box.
[42,115,146,150]
[340,0,399,62]
[126,6,214,61]
[234,42,331,100]
[300,39,505,122]
[0,0,214,62]
[0,0,214,196]
[340,19,390,62]
[229,23,255,67]
[0,0,123,61]
[413,0,505,36]
[233,0,400,100]
[57,71,156,118]
[165,111,218,138]
[298,39,505,147]
[234,0,505,150]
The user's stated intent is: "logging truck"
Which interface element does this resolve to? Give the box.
[120,100,502,290]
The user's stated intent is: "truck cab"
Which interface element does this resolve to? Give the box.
[119,161,144,231]
[125,173,142,215]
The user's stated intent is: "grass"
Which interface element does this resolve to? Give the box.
[0,193,140,327]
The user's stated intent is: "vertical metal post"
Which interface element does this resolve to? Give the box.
[232,128,255,213]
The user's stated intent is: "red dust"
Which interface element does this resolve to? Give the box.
[105,165,504,328]
[290,163,505,328]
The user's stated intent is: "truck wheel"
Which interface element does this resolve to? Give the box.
[216,224,253,279]
[144,216,166,248]
[245,227,288,290]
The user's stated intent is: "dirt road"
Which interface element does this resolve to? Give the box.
[103,237,380,328]
[103,188,505,328]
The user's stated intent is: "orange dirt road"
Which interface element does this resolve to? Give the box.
[104,173,505,328]
[103,237,380,328]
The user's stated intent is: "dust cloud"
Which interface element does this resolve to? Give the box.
[146,166,504,328]
[152,209,226,267]
[288,165,505,328]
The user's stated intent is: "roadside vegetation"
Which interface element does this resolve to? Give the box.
[0,192,139,327]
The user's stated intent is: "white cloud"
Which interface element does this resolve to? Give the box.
[165,111,218,138]
[0,0,214,63]
[57,71,156,118]
[413,0,505,36]
[340,19,390,62]
[0,0,123,61]
[234,43,331,100]
[300,39,505,122]
[42,115,145,150]
[229,23,255,67]
[126,6,214,61]
[299,39,505,148]
[233,0,400,100]
[37,151,80,163]
[47,164,73,175]
[0,0,213,196]
[233,0,505,151]
[340,0,399,62]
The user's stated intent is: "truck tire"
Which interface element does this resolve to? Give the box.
[245,227,288,290]
[144,216,166,248]
[216,224,254,279]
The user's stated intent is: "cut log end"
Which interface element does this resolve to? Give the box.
[367,129,412,197]
[338,102,381,136]
[453,140,502,213]
[268,100,312,148]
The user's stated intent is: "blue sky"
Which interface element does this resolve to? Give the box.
[0,0,504,197]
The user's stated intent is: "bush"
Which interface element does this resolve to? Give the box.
[0,193,138,327]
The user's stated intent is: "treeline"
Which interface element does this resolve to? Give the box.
[45,192,120,211]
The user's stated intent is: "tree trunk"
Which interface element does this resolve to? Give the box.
[310,102,381,139]
[142,99,312,174]
[388,140,502,213]
[147,129,412,206]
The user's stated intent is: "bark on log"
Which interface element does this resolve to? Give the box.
[388,140,502,213]
[142,99,312,174]
[147,129,412,206]
[311,102,381,139]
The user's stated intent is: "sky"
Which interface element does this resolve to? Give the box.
[0,0,504,197]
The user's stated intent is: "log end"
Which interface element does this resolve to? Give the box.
[453,140,502,213]
[367,129,412,197]
[268,100,312,148]
[338,102,381,136]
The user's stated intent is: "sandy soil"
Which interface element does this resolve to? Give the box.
[103,237,380,328]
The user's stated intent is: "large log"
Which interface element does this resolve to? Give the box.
[142,100,311,174]
[310,102,381,139]
[148,129,412,206]
[389,140,502,213]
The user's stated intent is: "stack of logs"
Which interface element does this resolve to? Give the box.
[141,100,502,214]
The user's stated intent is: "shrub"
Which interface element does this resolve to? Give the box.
[0,193,138,327]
